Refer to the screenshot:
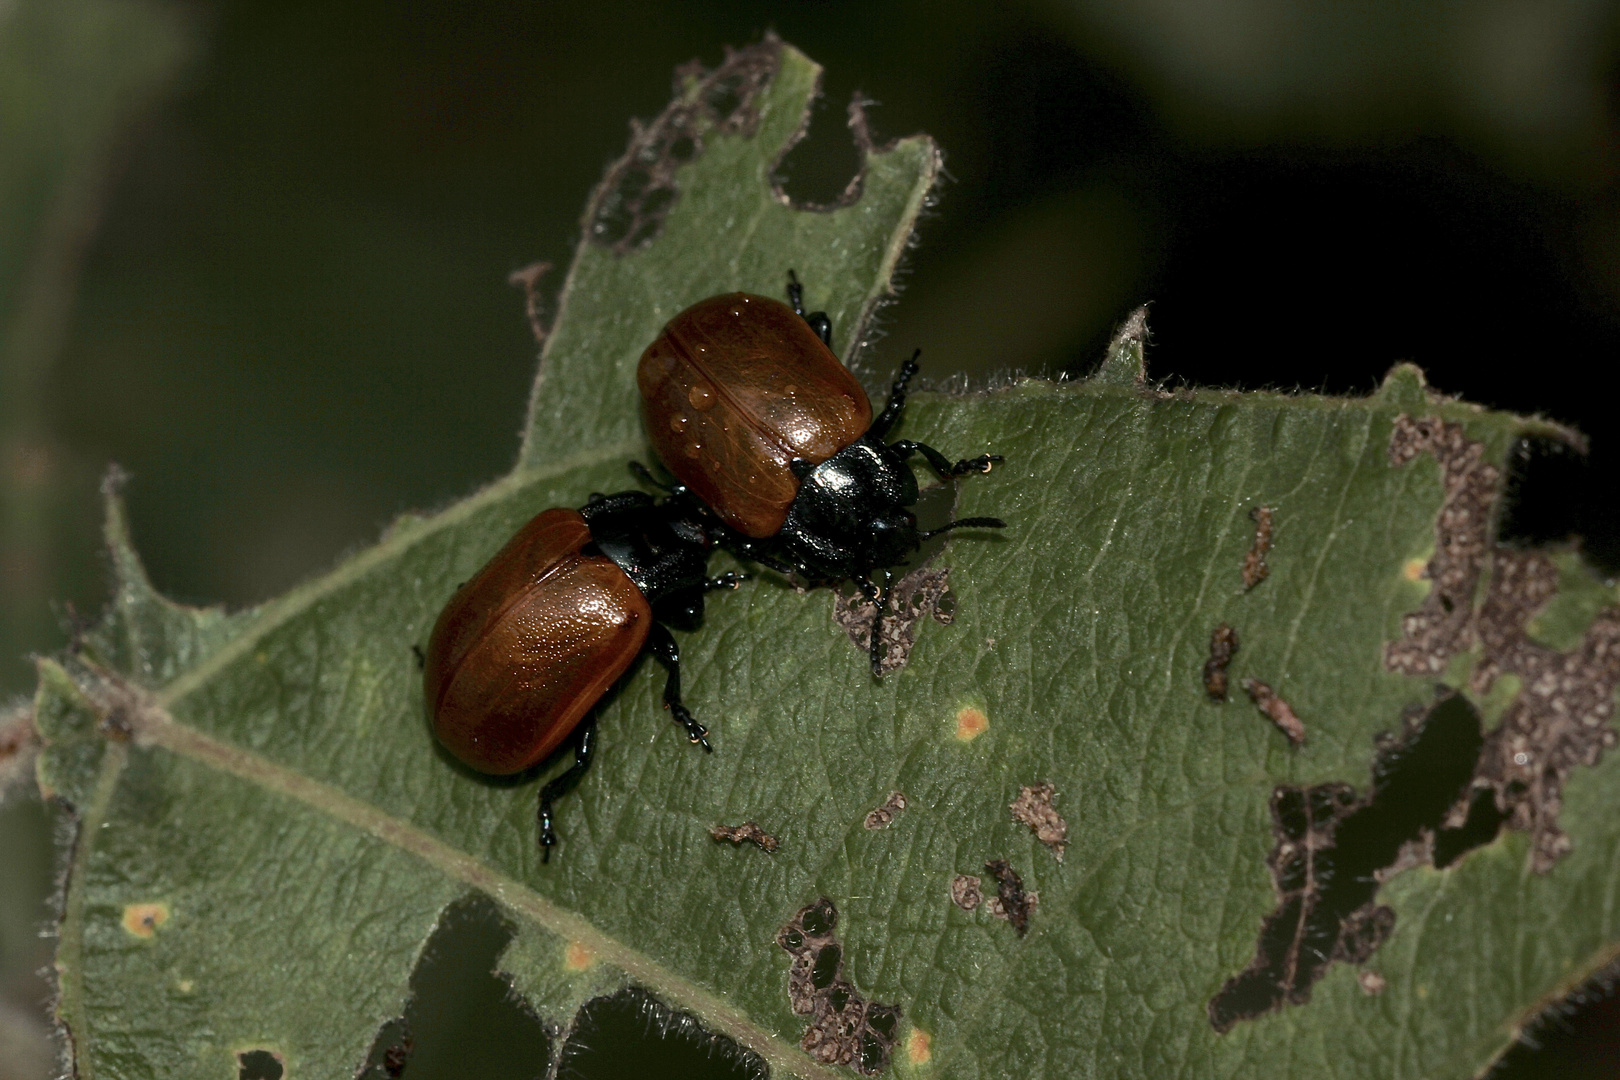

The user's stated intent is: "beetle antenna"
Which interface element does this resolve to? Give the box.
[787,269,804,316]
[869,349,922,441]
[919,517,1006,540]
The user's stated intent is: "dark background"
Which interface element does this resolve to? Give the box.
[3,0,1619,1076]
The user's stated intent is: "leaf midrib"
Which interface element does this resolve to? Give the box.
[106,697,843,1080]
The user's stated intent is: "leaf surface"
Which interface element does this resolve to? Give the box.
[35,38,1620,1080]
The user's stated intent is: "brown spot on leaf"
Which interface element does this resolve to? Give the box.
[954,706,988,742]
[1241,677,1306,746]
[1009,782,1068,861]
[1243,506,1274,590]
[711,821,778,853]
[863,791,907,830]
[834,566,955,675]
[586,38,780,253]
[1203,624,1239,702]
[949,875,983,911]
[905,1028,932,1065]
[777,898,901,1075]
[563,941,595,971]
[1384,415,1501,675]
[122,902,170,938]
[983,860,1033,937]
[1210,694,1483,1033]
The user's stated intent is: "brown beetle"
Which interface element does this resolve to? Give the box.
[423,490,739,859]
[637,277,1005,675]
[639,290,872,538]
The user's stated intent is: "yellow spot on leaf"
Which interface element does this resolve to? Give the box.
[122,902,169,938]
[955,707,988,741]
[176,979,194,993]
[564,941,595,971]
[906,1028,932,1065]
[1402,558,1427,582]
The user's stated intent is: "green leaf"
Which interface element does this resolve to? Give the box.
[34,37,1620,1080]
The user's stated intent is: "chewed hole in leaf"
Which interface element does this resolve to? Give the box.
[587,40,780,254]
[1210,694,1497,1032]
[555,987,765,1080]
[774,85,867,208]
[357,893,548,1080]
[777,898,902,1075]
[236,1050,284,1080]
[1498,433,1590,554]
[1432,787,1509,869]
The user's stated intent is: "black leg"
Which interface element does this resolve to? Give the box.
[890,440,1002,479]
[868,350,921,441]
[785,270,832,346]
[722,534,796,576]
[920,516,1007,539]
[538,719,597,862]
[704,571,748,591]
[646,623,712,751]
[861,569,892,677]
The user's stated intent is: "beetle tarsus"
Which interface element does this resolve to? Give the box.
[891,440,1003,482]
[950,453,1002,477]
[537,720,597,862]
[647,623,712,750]
[704,571,747,591]
[673,704,713,751]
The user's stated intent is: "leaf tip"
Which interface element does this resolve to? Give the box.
[1375,362,1430,410]
[99,463,154,603]
[1093,306,1149,387]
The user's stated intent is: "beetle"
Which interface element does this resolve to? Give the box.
[638,274,1005,674]
[423,488,740,860]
